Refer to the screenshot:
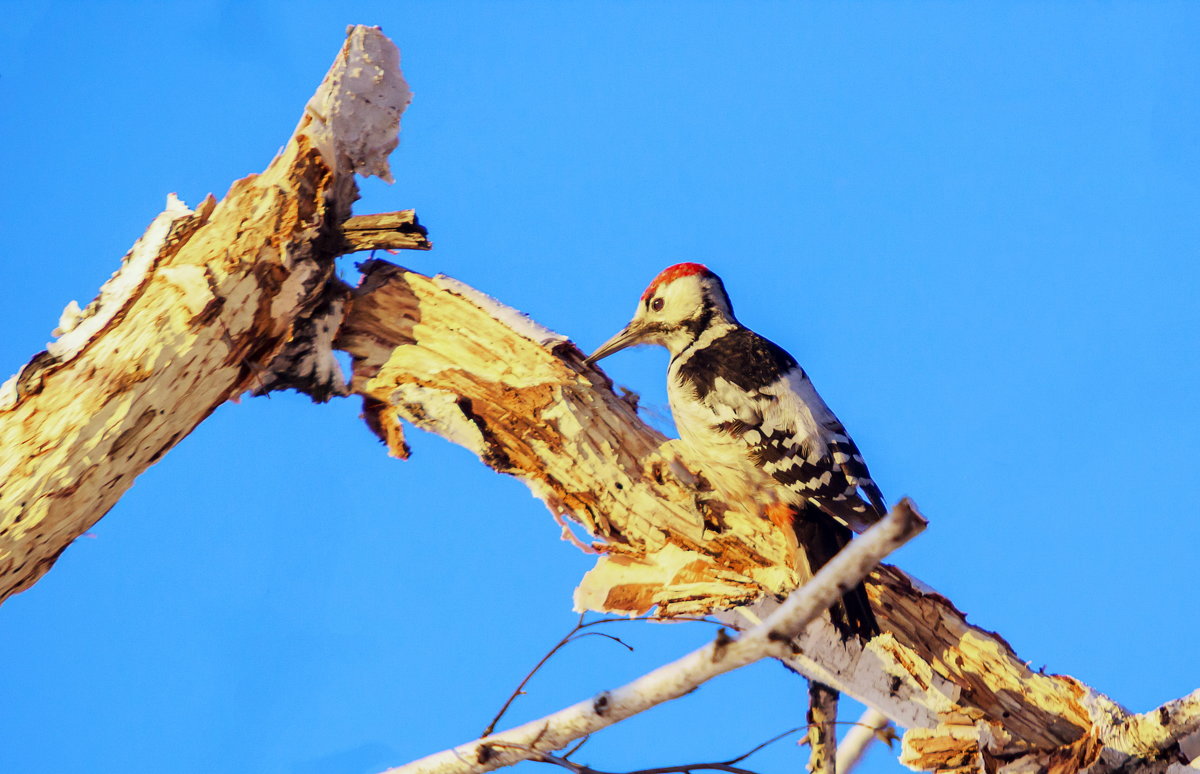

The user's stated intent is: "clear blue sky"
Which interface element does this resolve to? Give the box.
[1,3,1197,774]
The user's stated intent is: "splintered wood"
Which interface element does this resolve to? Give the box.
[338,261,1200,774]
[0,26,410,603]
[337,260,800,613]
[386,504,925,774]
[808,682,839,774]
[3,21,1195,773]
[340,211,431,253]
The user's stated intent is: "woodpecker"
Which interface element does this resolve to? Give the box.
[586,263,885,639]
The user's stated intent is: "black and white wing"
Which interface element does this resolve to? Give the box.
[676,327,886,532]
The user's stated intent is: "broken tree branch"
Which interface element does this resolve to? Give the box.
[338,261,1200,774]
[341,210,432,252]
[807,683,838,774]
[383,503,924,774]
[0,25,411,603]
[4,24,1194,774]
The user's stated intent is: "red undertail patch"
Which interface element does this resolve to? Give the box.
[766,502,796,529]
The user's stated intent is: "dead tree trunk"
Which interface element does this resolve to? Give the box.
[1,25,1196,774]
[334,262,1200,774]
[0,26,414,601]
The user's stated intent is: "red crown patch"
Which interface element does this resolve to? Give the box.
[641,262,712,301]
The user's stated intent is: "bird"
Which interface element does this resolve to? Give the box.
[585,262,885,640]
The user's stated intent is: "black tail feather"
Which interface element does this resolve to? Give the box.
[834,578,880,640]
[793,505,880,641]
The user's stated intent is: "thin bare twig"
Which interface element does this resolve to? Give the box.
[569,632,635,652]
[561,737,591,760]
[480,616,590,738]
[507,724,813,774]
[533,722,885,774]
[576,722,880,774]
[725,726,806,765]
[532,752,759,774]
[834,709,892,774]
[495,743,760,774]
[385,502,925,774]
[481,614,720,737]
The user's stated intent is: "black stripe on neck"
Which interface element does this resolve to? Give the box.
[682,302,716,340]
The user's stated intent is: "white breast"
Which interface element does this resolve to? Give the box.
[666,370,781,510]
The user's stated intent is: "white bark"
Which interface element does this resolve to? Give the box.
[836,709,892,774]
[2,24,1194,774]
[0,25,409,603]
[337,263,1200,774]
[383,503,925,774]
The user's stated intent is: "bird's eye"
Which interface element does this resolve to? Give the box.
[651,297,664,312]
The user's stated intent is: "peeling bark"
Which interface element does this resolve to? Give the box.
[0,26,411,603]
[337,261,1200,774]
[808,682,839,774]
[341,210,431,252]
[384,504,925,774]
[337,260,802,611]
[2,24,1195,774]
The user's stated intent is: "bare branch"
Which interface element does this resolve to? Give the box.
[525,748,760,774]
[0,26,411,603]
[381,503,924,774]
[806,683,838,774]
[341,210,431,252]
[481,616,591,739]
[482,615,718,738]
[561,737,591,761]
[726,727,807,766]
[339,263,1200,773]
[496,723,873,774]
[834,709,891,774]
[4,24,1188,774]
[526,726,812,774]
[568,632,636,652]
[1080,688,1200,774]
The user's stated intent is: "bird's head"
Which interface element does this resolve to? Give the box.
[586,263,736,364]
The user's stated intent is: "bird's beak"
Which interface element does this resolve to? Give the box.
[585,322,648,365]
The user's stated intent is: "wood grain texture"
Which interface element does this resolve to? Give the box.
[808,682,839,774]
[341,210,431,252]
[338,261,1199,774]
[0,26,409,604]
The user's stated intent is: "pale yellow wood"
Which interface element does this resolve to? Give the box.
[338,262,1200,774]
[0,23,1194,774]
[0,26,410,603]
[808,682,839,774]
